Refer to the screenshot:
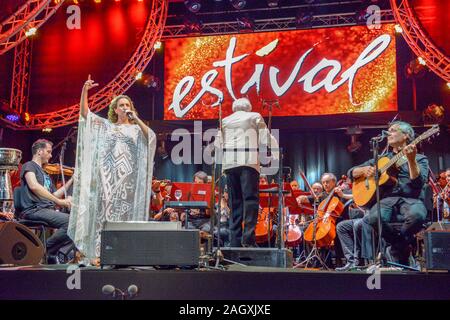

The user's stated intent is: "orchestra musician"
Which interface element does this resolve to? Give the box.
[350,121,429,265]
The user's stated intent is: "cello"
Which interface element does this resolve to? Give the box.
[303,180,345,248]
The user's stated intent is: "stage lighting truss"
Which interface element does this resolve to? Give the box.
[162,9,394,38]
[1,0,168,130]
[390,0,450,82]
[0,0,65,55]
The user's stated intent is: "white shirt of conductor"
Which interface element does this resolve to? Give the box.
[216,98,279,173]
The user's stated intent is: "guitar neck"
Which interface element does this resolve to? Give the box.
[379,126,438,173]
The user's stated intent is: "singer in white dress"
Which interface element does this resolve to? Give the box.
[68,75,157,260]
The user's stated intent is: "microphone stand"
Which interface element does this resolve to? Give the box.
[370,133,386,267]
[211,100,225,268]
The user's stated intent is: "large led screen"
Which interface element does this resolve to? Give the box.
[164,24,397,120]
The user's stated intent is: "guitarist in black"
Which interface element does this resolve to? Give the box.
[349,121,429,265]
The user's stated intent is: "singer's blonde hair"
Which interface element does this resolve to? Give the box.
[107,95,138,123]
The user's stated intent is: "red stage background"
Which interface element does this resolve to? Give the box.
[164,24,398,120]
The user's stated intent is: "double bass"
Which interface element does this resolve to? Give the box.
[303,181,345,248]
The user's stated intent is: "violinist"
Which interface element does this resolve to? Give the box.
[17,139,73,264]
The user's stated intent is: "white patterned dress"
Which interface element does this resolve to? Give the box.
[68,111,156,259]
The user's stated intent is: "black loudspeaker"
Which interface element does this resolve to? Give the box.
[425,223,450,270]
[101,229,200,267]
[219,247,293,268]
[0,222,45,265]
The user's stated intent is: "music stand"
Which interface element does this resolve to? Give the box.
[167,182,211,229]
[293,170,329,270]
[259,183,290,247]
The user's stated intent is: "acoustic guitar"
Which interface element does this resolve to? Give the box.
[352,125,440,207]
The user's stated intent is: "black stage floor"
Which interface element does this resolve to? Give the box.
[1,264,449,300]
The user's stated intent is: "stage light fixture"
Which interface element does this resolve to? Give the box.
[230,0,246,10]
[22,112,31,123]
[267,0,279,7]
[184,0,202,13]
[183,16,203,34]
[94,0,101,4]
[405,59,426,78]
[447,82,450,89]
[25,27,37,37]
[394,24,403,33]
[142,74,161,91]
[42,128,53,133]
[236,16,255,31]
[5,113,20,123]
[296,10,314,28]
[135,72,143,80]
[154,41,162,50]
[417,57,426,66]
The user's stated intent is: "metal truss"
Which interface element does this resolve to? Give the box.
[162,9,395,38]
[390,0,449,82]
[1,0,168,130]
[0,0,65,55]
[10,38,33,116]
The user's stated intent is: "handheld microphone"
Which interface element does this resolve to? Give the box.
[125,110,133,120]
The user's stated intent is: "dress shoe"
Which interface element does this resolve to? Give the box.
[335,262,356,272]
[46,255,60,265]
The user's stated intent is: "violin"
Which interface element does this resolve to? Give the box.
[43,163,74,176]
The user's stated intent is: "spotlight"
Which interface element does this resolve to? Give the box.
[42,127,53,133]
[405,59,426,78]
[423,104,445,124]
[230,0,246,10]
[184,0,201,13]
[183,16,203,34]
[296,10,314,28]
[5,113,20,123]
[135,71,143,80]
[447,82,450,89]
[22,112,31,123]
[267,0,279,7]
[236,16,255,31]
[25,27,37,37]
[94,0,101,3]
[142,74,161,91]
[154,41,162,50]
[417,57,426,66]
[394,24,403,33]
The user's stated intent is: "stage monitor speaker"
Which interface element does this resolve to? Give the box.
[219,247,293,268]
[425,223,450,270]
[101,228,200,267]
[0,221,45,265]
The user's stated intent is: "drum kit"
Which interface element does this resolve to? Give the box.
[0,148,22,213]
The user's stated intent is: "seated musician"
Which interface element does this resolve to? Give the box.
[296,173,352,210]
[17,139,73,264]
[290,180,300,191]
[350,121,429,265]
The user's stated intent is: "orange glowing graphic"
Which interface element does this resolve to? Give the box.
[164,24,397,120]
